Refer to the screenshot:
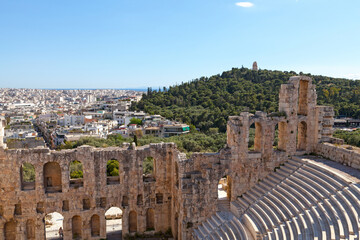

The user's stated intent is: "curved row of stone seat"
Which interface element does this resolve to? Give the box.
[193,211,253,240]
[235,157,360,240]
[193,156,360,240]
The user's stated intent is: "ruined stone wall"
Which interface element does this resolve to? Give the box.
[316,142,360,170]
[177,76,336,239]
[0,143,180,239]
[0,76,339,240]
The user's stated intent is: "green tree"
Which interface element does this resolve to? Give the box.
[22,163,35,182]
[70,161,83,179]
[129,117,142,125]
[107,160,119,176]
[132,67,360,132]
[143,157,154,175]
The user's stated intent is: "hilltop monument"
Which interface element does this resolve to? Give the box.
[252,61,258,71]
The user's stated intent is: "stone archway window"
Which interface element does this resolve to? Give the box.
[297,121,307,151]
[72,215,82,239]
[156,193,163,204]
[106,159,120,185]
[129,211,137,232]
[105,207,123,238]
[143,157,155,182]
[91,214,100,237]
[298,80,309,115]
[137,194,143,205]
[218,176,232,200]
[69,160,83,188]
[122,196,129,207]
[146,208,155,230]
[21,163,35,190]
[4,220,16,240]
[275,122,287,151]
[43,162,62,193]
[44,212,64,239]
[26,219,35,239]
[249,122,262,152]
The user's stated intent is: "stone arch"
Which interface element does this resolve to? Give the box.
[91,214,100,237]
[122,196,129,207]
[276,122,287,151]
[217,175,232,201]
[4,220,16,240]
[297,121,307,151]
[43,162,62,193]
[298,80,309,115]
[26,219,35,239]
[156,193,163,204]
[249,122,262,152]
[44,212,64,239]
[72,215,82,239]
[143,156,155,182]
[137,194,143,205]
[21,163,35,190]
[129,211,137,232]
[146,208,155,230]
[69,160,83,188]
[105,207,123,238]
[106,159,120,185]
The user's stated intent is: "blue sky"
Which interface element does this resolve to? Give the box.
[0,0,359,88]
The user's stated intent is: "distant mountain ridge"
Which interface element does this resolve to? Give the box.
[133,67,360,132]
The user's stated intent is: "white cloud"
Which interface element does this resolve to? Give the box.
[235,2,254,8]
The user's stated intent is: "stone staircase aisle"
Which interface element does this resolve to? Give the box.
[217,199,231,212]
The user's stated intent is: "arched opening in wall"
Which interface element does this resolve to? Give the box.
[175,162,179,188]
[105,207,123,239]
[4,220,16,240]
[26,219,36,239]
[129,211,137,233]
[248,122,262,152]
[69,160,83,188]
[298,80,309,115]
[217,176,232,211]
[43,162,62,193]
[122,196,129,207]
[72,215,82,239]
[21,163,35,190]
[143,156,155,182]
[91,214,100,237]
[146,208,155,231]
[278,122,287,151]
[275,122,287,151]
[106,159,120,185]
[297,121,307,151]
[44,212,64,240]
[137,194,143,205]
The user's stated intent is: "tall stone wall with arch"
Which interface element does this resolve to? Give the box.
[0,141,182,239]
[0,76,337,239]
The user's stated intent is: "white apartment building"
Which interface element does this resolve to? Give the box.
[58,115,85,127]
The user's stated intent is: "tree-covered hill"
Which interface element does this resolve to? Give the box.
[133,67,360,132]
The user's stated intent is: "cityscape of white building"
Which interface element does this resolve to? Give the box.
[0,88,190,149]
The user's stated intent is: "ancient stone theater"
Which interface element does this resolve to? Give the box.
[1,76,360,239]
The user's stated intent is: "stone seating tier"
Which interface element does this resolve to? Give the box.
[193,157,360,240]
